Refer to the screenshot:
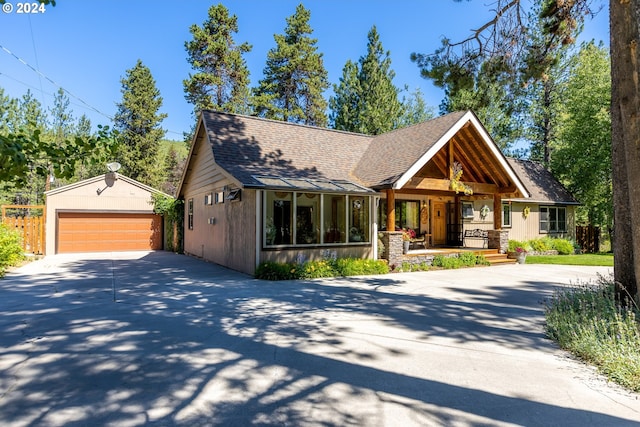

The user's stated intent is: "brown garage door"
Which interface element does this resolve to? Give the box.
[57,212,163,253]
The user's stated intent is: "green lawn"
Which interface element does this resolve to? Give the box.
[526,253,613,266]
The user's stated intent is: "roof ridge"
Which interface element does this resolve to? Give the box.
[201,109,373,139]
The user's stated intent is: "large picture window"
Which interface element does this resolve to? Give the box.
[263,191,370,247]
[540,206,566,233]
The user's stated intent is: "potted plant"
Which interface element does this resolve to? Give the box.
[402,228,415,254]
[514,246,528,264]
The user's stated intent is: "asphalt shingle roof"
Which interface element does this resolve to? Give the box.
[201,111,372,190]
[506,158,579,204]
[353,111,468,187]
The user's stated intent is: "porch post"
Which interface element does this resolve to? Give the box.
[493,193,502,230]
[386,189,395,231]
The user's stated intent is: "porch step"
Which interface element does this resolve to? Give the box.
[475,250,517,265]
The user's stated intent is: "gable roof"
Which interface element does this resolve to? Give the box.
[180,110,532,199]
[44,173,169,197]
[354,110,529,197]
[198,110,374,193]
[505,158,579,205]
[353,111,467,187]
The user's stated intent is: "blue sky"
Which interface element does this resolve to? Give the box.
[0,1,609,139]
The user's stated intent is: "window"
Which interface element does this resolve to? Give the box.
[540,206,566,233]
[188,199,194,230]
[323,194,345,243]
[265,192,292,245]
[462,202,474,219]
[263,191,370,247]
[502,203,512,228]
[349,197,369,242]
[296,193,320,244]
[379,200,420,232]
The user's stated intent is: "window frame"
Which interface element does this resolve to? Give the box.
[187,198,194,230]
[539,206,567,233]
[502,203,512,228]
[262,190,371,248]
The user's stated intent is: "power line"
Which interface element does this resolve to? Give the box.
[0,43,112,120]
[0,43,188,140]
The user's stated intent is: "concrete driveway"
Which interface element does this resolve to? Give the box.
[0,251,637,426]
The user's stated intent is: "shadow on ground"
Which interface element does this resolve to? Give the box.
[0,252,633,426]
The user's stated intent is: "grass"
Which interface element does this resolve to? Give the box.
[545,275,640,392]
[526,253,613,266]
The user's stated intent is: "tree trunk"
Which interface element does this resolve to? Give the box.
[610,0,640,305]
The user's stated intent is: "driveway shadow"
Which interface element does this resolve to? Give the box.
[0,252,635,426]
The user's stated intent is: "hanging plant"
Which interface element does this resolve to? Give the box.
[450,161,473,195]
[480,205,490,220]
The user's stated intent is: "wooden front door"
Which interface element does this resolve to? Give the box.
[433,202,447,245]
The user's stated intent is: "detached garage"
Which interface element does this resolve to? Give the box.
[45,173,168,254]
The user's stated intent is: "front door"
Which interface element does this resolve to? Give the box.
[433,201,447,245]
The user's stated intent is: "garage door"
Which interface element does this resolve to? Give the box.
[57,212,163,253]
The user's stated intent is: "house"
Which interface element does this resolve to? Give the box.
[45,173,168,254]
[177,110,576,275]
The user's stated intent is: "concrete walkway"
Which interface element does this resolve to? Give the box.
[0,251,637,426]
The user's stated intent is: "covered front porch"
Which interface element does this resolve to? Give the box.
[373,112,528,267]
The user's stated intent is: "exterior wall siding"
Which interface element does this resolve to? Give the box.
[181,133,257,275]
[260,246,373,265]
[506,202,576,242]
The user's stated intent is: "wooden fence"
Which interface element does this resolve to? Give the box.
[576,225,600,253]
[1,205,45,255]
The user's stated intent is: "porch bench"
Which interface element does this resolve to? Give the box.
[464,229,488,248]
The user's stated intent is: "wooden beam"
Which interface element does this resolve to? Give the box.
[410,177,502,195]
[448,139,455,180]
[493,193,502,230]
[386,189,395,231]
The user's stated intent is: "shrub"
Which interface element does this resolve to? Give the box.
[545,275,640,392]
[508,239,529,252]
[551,238,575,255]
[255,257,389,280]
[255,261,298,280]
[432,255,460,269]
[458,252,479,267]
[0,224,24,277]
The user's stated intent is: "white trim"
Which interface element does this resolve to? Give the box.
[44,173,170,198]
[394,111,530,199]
[255,190,262,269]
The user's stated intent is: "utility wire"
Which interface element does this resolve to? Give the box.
[0,43,188,140]
[1,43,112,120]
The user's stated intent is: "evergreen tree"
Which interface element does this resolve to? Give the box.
[114,59,167,187]
[49,88,75,145]
[400,87,435,127]
[356,26,403,135]
[184,3,252,123]
[329,26,403,135]
[252,3,329,126]
[329,60,360,131]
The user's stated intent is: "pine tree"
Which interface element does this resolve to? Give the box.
[356,26,403,135]
[184,3,252,122]
[114,59,166,187]
[253,3,329,126]
[329,60,360,131]
[329,26,403,135]
[49,88,75,145]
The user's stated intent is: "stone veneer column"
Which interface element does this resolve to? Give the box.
[380,231,404,268]
[488,230,509,254]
